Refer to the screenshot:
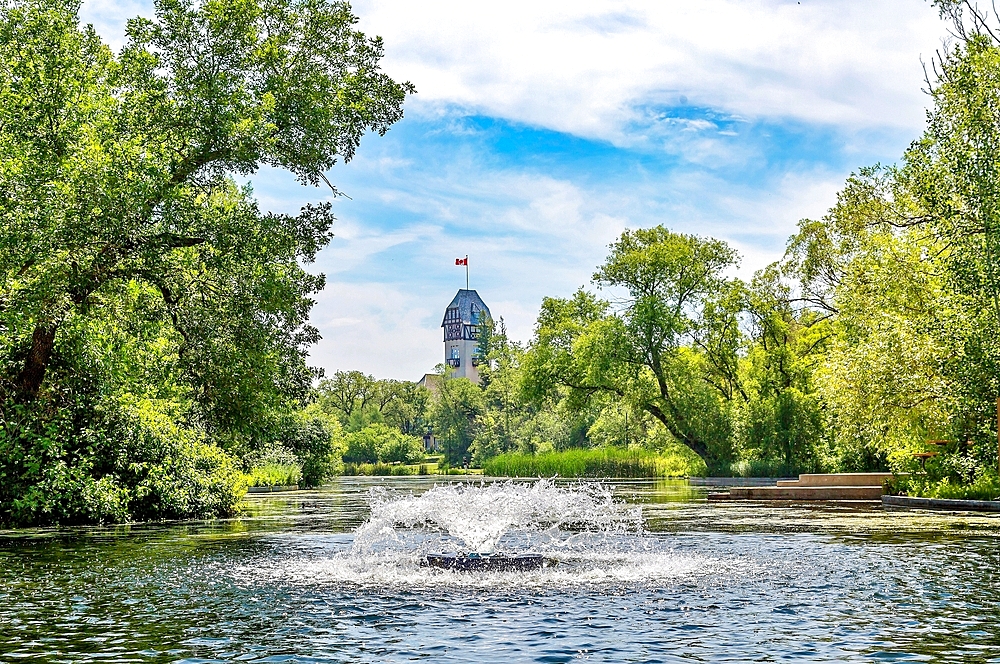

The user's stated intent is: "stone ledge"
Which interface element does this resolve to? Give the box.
[777,473,894,488]
[882,494,1000,513]
[729,485,884,500]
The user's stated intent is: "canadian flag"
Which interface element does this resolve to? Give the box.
[455,257,468,265]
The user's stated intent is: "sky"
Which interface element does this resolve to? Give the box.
[81,0,947,380]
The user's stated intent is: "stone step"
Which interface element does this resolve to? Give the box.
[728,485,884,501]
[776,473,895,488]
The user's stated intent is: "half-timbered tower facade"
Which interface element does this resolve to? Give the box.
[441,289,491,384]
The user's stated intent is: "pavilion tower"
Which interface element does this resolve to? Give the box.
[441,289,491,384]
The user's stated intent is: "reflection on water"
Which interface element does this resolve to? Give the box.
[1,477,999,662]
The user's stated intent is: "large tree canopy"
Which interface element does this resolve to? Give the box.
[0,0,412,525]
[0,0,412,402]
[523,228,739,463]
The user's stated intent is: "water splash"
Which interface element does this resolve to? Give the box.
[352,478,643,554]
[236,480,740,589]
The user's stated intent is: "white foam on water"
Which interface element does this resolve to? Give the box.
[353,478,643,555]
[256,548,721,590]
[237,479,750,590]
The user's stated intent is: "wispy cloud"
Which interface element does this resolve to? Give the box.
[353,0,943,141]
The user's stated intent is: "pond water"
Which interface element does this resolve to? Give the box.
[2,477,1000,663]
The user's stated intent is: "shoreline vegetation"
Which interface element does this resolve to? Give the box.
[5,0,1000,527]
[483,447,706,479]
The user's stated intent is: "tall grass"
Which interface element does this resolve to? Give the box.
[889,474,1000,501]
[343,462,417,476]
[482,447,705,478]
[246,463,302,487]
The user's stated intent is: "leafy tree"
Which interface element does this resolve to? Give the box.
[523,227,739,464]
[380,380,431,435]
[0,0,411,524]
[315,371,377,424]
[314,372,429,434]
[0,0,411,402]
[732,265,831,473]
[342,423,421,464]
[429,377,484,464]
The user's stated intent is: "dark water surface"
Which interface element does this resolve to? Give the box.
[2,477,1000,663]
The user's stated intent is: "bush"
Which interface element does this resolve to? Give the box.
[282,407,345,486]
[343,423,422,464]
[246,463,302,487]
[0,395,247,526]
[244,443,303,487]
[889,471,1000,501]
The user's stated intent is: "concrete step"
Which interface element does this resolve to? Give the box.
[776,473,894,488]
[728,485,884,501]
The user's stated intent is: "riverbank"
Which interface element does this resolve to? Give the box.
[482,447,706,478]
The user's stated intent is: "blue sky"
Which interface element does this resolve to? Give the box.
[82,0,946,379]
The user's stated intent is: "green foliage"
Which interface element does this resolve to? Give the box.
[313,371,431,434]
[521,227,740,465]
[890,471,1000,501]
[0,394,246,526]
[244,443,301,488]
[281,406,344,486]
[342,423,422,464]
[246,464,302,488]
[428,377,484,464]
[342,462,416,476]
[482,447,706,479]
[0,0,409,525]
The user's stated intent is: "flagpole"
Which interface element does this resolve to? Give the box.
[465,254,469,290]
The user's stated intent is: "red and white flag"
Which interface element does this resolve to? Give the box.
[455,257,468,265]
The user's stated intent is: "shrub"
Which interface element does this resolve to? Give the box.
[282,407,345,486]
[343,423,422,464]
[0,395,247,526]
[890,471,1000,501]
[244,443,303,487]
[246,463,303,487]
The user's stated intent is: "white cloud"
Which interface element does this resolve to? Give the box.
[309,282,442,380]
[82,0,946,142]
[353,0,944,142]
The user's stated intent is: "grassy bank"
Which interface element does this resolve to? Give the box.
[888,474,1000,501]
[482,447,706,478]
[246,463,302,487]
[342,462,484,476]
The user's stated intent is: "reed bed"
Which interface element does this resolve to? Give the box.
[482,447,703,478]
[343,462,417,476]
[246,463,302,487]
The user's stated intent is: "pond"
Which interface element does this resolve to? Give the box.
[2,477,999,662]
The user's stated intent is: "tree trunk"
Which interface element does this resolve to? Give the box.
[644,402,709,460]
[18,324,57,400]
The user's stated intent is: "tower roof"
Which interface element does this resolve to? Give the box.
[441,289,491,327]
